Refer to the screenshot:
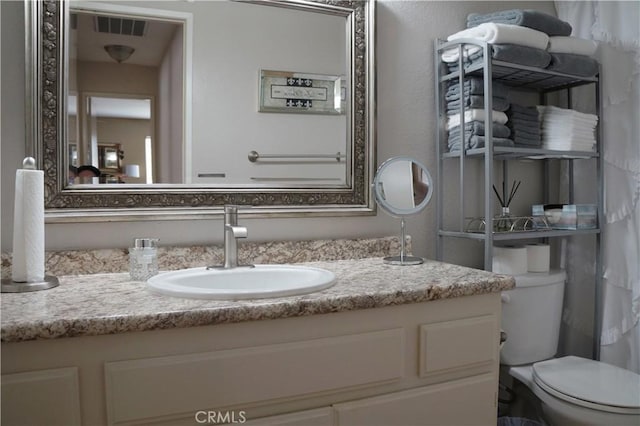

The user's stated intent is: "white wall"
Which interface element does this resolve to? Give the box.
[156,25,183,184]
[186,1,347,184]
[1,0,558,267]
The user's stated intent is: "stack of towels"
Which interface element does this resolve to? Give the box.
[445,76,510,113]
[537,105,598,151]
[441,9,599,77]
[446,77,513,152]
[506,104,541,147]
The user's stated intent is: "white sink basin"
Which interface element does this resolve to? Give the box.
[146,265,336,300]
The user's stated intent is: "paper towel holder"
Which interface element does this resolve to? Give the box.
[1,276,59,293]
[372,156,433,265]
[2,157,60,293]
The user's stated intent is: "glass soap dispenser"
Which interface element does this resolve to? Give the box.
[129,238,159,281]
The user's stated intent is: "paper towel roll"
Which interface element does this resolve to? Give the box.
[526,243,550,272]
[492,245,528,275]
[11,160,45,283]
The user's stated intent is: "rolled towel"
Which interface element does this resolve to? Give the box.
[442,23,549,62]
[447,109,508,129]
[466,9,572,37]
[547,53,600,77]
[448,121,512,139]
[446,44,552,71]
[446,95,510,112]
[547,36,598,56]
[448,136,515,151]
[445,77,509,99]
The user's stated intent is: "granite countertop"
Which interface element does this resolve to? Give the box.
[1,258,514,343]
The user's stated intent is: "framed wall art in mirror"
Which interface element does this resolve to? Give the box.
[26,0,376,222]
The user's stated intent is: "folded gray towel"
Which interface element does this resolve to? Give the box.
[547,53,600,77]
[447,95,510,112]
[510,120,541,130]
[510,125,540,137]
[466,9,572,36]
[509,104,540,117]
[445,77,509,99]
[448,136,515,151]
[448,121,512,139]
[508,115,540,126]
[514,136,542,147]
[447,44,552,72]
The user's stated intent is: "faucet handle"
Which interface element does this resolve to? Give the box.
[227,225,248,239]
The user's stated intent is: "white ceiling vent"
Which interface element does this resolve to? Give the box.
[94,16,147,37]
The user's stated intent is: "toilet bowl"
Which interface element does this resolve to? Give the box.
[500,270,640,426]
[509,356,640,426]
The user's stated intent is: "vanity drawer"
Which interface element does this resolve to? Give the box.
[334,373,496,425]
[104,328,404,424]
[419,315,498,377]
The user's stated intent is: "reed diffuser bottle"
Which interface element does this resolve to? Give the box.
[493,180,521,232]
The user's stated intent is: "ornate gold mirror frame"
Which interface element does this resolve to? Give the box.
[27,0,375,222]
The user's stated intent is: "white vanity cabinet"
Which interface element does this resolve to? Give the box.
[2,293,501,426]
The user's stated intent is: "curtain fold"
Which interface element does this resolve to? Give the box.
[555,1,640,373]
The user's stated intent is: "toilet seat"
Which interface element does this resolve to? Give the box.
[532,356,640,415]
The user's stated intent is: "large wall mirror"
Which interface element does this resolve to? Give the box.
[27,0,375,221]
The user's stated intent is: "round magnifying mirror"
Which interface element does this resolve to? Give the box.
[373,156,433,265]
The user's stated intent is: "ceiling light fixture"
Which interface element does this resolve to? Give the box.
[104,44,135,63]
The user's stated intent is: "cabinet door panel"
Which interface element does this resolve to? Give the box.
[334,374,496,426]
[105,328,404,424]
[1,367,81,426]
[419,315,497,377]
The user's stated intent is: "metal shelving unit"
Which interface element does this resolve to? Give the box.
[434,39,604,357]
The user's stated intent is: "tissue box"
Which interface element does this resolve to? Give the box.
[532,204,597,230]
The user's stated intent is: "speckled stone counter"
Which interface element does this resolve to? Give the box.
[1,257,514,343]
[1,236,404,278]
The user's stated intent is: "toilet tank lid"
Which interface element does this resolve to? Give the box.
[533,356,640,412]
[513,270,566,288]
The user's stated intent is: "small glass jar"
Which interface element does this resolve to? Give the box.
[129,238,159,281]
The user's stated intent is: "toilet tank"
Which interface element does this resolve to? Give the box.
[500,270,566,366]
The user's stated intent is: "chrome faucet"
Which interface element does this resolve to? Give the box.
[208,205,253,269]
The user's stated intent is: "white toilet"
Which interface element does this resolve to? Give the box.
[500,270,640,426]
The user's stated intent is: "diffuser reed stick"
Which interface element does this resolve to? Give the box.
[492,180,521,232]
[493,180,521,208]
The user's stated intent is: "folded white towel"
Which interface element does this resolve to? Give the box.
[442,23,550,62]
[542,141,596,151]
[541,134,596,145]
[447,109,508,129]
[537,105,599,124]
[547,36,598,56]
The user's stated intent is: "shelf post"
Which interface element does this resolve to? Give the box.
[482,42,494,271]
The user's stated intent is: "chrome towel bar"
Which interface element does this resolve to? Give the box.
[248,150,345,163]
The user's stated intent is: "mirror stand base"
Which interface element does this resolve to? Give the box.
[383,256,424,266]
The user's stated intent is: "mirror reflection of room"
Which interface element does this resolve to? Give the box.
[66,1,349,188]
[67,3,184,185]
